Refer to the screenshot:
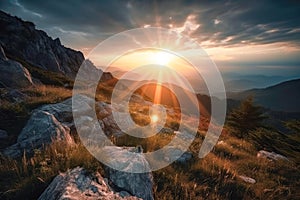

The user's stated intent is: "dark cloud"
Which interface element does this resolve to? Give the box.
[1,0,300,50]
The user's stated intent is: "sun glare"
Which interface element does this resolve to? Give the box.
[151,51,173,65]
[151,114,159,123]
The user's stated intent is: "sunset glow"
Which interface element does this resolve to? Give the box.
[150,51,174,65]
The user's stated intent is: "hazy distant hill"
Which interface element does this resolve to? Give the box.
[228,79,300,112]
[223,74,291,92]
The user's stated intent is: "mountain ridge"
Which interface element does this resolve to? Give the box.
[0,10,84,78]
[228,78,300,112]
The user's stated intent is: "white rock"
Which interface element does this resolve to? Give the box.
[239,175,256,184]
[3,111,74,158]
[102,146,154,200]
[257,150,288,161]
[0,45,33,88]
[38,167,140,200]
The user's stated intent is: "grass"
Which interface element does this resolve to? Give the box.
[109,106,300,199]
[0,85,72,149]
[151,130,300,200]
[0,141,104,200]
[1,72,300,199]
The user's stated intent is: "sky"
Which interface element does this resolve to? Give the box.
[1,0,300,77]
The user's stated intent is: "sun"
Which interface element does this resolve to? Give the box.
[151,114,159,123]
[151,51,173,65]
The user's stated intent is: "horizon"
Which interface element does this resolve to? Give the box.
[1,0,300,81]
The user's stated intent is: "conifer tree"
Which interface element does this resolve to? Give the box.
[227,97,267,138]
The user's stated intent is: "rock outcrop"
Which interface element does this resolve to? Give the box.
[0,11,84,78]
[0,45,33,88]
[79,59,114,82]
[3,110,74,158]
[38,167,140,200]
[102,146,154,200]
[2,94,124,158]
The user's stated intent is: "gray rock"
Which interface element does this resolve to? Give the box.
[3,110,74,158]
[0,129,8,139]
[101,115,123,137]
[257,150,288,161]
[0,45,33,88]
[97,101,112,119]
[38,167,140,200]
[79,59,113,83]
[2,95,90,158]
[2,94,124,158]
[102,146,154,200]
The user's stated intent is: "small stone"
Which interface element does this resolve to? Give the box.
[239,175,256,184]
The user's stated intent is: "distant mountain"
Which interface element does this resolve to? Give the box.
[0,10,84,78]
[228,79,300,112]
[223,75,291,92]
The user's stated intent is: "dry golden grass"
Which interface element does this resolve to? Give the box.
[24,85,72,108]
[1,84,299,199]
[0,141,104,200]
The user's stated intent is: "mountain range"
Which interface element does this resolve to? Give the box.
[228,78,300,112]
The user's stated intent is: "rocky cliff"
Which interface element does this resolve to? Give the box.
[0,10,84,78]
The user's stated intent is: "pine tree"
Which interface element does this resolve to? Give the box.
[227,97,267,138]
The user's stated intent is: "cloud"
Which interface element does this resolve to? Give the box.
[172,14,200,36]
[1,0,300,57]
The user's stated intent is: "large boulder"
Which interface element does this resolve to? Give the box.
[2,94,125,158]
[102,146,154,200]
[3,110,73,158]
[38,167,140,200]
[0,45,33,88]
[1,95,92,158]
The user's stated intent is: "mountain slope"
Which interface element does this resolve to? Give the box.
[0,10,84,78]
[228,79,300,112]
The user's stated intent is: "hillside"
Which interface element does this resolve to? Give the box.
[0,11,84,78]
[228,79,300,112]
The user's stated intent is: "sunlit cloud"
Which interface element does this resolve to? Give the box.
[214,19,221,25]
[172,14,200,35]
[1,0,299,76]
